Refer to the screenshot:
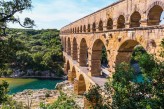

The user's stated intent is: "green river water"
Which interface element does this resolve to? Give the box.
[0,78,63,95]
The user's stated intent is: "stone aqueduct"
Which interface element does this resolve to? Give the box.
[60,0,164,94]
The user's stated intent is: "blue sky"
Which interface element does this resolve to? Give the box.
[8,0,116,29]
[8,0,164,30]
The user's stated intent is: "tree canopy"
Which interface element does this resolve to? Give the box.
[0,0,35,36]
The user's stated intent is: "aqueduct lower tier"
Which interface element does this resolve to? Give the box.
[60,0,164,94]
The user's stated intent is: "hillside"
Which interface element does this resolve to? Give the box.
[0,29,64,77]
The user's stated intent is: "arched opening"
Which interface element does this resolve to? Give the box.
[83,25,86,32]
[117,15,125,29]
[88,24,90,32]
[73,28,74,33]
[90,39,108,76]
[79,38,88,67]
[160,10,164,25]
[75,28,76,33]
[115,40,150,82]
[72,66,76,79]
[67,38,71,55]
[92,22,96,32]
[107,18,113,30]
[78,75,86,95]
[64,37,66,52]
[72,38,78,60]
[116,40,140,65]
[148,5,163,26]
[130,11,141,28]
[68,66,76,83]
[63,56,66,63]
[99,20,103,31]
[77,27,79,33]
[80,26,82,33]
[66,61,70,74]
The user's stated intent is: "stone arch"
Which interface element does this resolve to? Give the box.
[88,24,91,32]
[83,25,86,32]
[64,37,66,52]
[73,28,74,33]
[117,15,125,29]
[147,4,164,26]
[115,39,145,66]
[80,25,83,33]
[72,37,78,60]
[92,22,96,32]
[74,74,86,95]
[67,37,71,55]
[130,11,141,28]
[107,18,113,30]
[90,39,108,76]
[68,66,76,83]
[79,38,88,67]
[77,27,79,33]
[99,20,103,31]
[63,56,66,63]
[66,60,70,74]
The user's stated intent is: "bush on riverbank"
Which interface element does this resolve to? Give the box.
[40,91,78,109]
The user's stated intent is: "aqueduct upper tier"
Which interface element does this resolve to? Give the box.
[60,0,164,94]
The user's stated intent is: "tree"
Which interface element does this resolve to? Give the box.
[85,40,164,109]
[0,0,35,36]
[0,80,9,104]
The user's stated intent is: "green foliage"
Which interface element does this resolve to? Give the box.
[160,39,164,57]
[40,91,77,109]
[101,46,108,65]
[0,0,35,36]
[0,81,9,104]
[110,45,164,109]
[84,85,109,109]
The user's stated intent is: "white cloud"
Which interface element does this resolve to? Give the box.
[7,0,115,29]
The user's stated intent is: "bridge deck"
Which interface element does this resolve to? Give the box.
[64,53,108,87]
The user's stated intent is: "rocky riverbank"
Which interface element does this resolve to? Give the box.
[6,81,84,109]
[12,89,59,108]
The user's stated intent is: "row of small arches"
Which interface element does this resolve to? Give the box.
[61,5,164,34]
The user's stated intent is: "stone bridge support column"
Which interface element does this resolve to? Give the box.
[67,46,71,55]
[68,69,76,83]
[68,70,72,82]
[125,22,130,28]
[74,78,86,95]
[74,79,79,94]
[88,50,101,77]
[140,19,148,27]
[64,63,67,74]
[78,47,88,67]
[113,20,117,29]
[103,21,107,31]
[140,14,148,27]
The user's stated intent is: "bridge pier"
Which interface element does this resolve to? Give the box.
[89,59,101,77]
[74,78,86,95]
[64,63,67,74]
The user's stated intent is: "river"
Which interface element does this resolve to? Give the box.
[0,78,63,94]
